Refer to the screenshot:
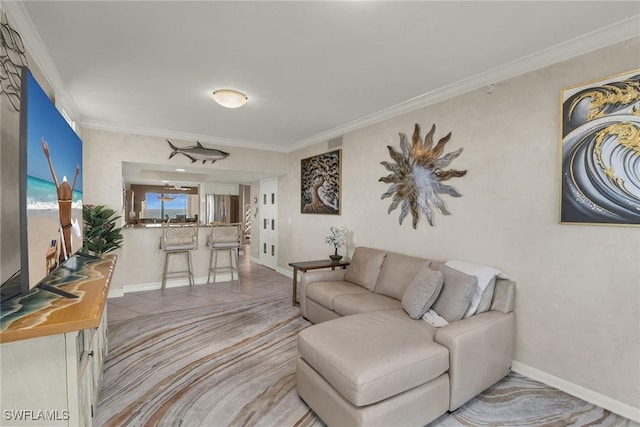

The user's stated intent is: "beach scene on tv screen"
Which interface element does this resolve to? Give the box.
[25,70,83,288]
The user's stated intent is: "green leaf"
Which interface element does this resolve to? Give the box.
[83,204,123,256]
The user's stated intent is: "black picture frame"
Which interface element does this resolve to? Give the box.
[300,149,341,215]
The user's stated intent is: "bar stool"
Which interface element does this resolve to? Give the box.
[207,222,242,284]
[160,223,198,292]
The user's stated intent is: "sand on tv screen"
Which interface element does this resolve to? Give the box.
[25,69,83,289]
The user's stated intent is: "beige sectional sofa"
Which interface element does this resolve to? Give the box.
[296,247,515,427]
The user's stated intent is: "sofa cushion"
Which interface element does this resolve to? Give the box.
[491,279,516,314]
[401,266,444,319]
[333,293,401,316]
[432,265,477,323]
[374,253,431,300]
[344,247,387,291]
[306,281,368,310]
[297,309,449,407]
[305,299,342,324]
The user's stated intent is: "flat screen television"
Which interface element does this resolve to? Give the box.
[0,67,84,302]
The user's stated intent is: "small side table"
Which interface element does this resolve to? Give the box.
[289,259,350,306]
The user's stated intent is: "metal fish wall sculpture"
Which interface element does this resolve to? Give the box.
[167,140,230,164]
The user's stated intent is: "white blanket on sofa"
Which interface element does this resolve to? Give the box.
[422,309,449,327]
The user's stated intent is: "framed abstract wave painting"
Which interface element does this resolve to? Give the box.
[560,69,640,226]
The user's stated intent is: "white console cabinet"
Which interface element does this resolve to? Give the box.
[0,256,115,427]
[0,311,107,426]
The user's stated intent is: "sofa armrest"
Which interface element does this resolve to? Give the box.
[300,269,347,288]
[434,311,515,411]
[300,269,348,316]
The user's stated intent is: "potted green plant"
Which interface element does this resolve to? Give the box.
[82,204,123,257]
[325,225,347,261]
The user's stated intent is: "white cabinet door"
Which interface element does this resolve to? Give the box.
[76,355,93,427]
[67,329,93,427]
[0,335,69,426]
[260,177,278,270]
[0,321,107,426]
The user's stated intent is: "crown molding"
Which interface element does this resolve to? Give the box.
[2,1,81,121]
[289,14,640,153]
[3,0,638,155]
[80,119,290,153]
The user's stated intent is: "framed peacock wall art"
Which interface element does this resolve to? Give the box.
[301,150,341,215]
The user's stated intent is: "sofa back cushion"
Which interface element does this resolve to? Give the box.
[375,253,431,300]
[344,247,387,291]
[430,260,445,270]
[491,279,516,313]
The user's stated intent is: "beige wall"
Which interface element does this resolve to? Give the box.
[0,81,22,284]
[279,38,640,410]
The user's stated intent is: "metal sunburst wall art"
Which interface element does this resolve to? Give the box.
[379,123,467,228]
[0,10,29,111]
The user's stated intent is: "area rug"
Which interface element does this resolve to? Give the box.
[97,297,319,426]
[429,373,637,427]
[97,297,637,427]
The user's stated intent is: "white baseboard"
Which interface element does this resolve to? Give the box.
[248,257,293,279]
[275,265,293,278]
[106,259,293,298]
[110,274,236,297]
[511,361,640,423]
[108,288,125,298]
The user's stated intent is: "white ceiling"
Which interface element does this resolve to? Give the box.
[5,1,639,183]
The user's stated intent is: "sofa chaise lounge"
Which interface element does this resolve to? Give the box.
[296,247,515,426]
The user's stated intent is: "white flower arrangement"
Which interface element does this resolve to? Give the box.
[325,226,348,254]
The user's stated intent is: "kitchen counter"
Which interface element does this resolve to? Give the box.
[123,222,230,229]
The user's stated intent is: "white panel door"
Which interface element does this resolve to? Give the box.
[260,178,278,270]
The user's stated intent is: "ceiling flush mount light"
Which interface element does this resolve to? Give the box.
[212,89,248,109]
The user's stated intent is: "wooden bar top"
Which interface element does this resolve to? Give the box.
[0,254,116,344]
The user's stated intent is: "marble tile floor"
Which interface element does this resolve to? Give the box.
[107,250,293,323]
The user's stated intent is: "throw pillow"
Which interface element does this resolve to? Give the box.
[445,260,504,318]
[432,265,477,323]
[401,267,444,319]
